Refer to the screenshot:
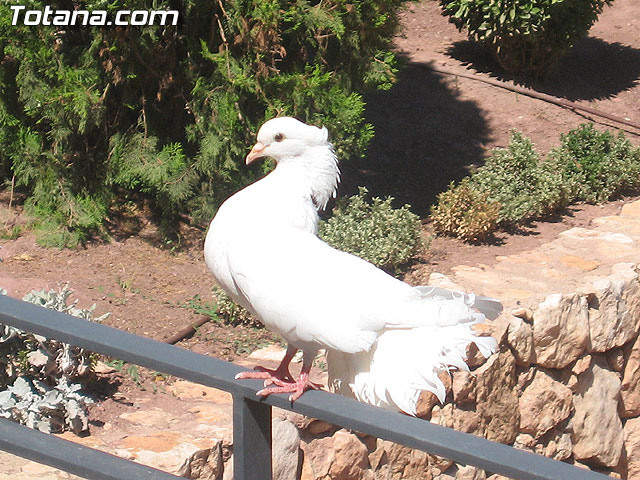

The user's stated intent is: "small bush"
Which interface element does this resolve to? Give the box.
[439,0,612,78]
[319,187,425,273]
[431,178,501,242]
[549,124,640,203]
[0,286,108,433]
[473,131,572,225]
[213,287,261,328]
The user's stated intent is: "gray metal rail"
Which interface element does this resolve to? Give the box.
[0,295,611,480]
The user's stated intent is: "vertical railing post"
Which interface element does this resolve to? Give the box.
[233,395,272,480]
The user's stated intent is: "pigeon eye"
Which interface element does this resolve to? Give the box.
[274,133,284,142]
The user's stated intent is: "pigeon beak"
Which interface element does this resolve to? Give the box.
[246,142,266,165]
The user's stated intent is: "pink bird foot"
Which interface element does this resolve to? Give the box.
[234,346,322,401]
[235,345,298,387]
[256,372,323,402]
[235,365,294,387]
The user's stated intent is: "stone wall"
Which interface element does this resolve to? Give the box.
[435,260,640,478]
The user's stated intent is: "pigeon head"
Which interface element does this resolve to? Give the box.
[245,117,340,210]
[246,117,329,165]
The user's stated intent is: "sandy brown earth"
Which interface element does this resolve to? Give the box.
[1,0,640,427]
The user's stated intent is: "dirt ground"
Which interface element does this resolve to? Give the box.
[1,0,640,424]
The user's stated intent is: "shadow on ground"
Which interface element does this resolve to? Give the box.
[447,36,640,102]
[340,59,491,214]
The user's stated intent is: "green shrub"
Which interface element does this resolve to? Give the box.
[549,124,640,203]
[473,131,572,225]
[431,178,501,242]
[0,0,407,245]
[439,0,612,78]
[319,187,425,273]
[213,287,261,329]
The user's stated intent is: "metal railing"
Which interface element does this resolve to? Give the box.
[0,295,611,480]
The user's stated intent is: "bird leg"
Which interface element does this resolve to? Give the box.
[255,353,323,402]
[235,345,297,386]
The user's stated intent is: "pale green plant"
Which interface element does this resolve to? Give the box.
[319,187,425,273]
[0,286,108,433]
[472,131,572,225]
[549,123,640,203]
[431,178,501,242]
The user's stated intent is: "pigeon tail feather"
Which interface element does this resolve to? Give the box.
[328,287,499,416]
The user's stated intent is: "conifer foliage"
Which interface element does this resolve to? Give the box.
[0,0,405,245]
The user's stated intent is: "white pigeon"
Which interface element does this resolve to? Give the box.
[204,117,500,415]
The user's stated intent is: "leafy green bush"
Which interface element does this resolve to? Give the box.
[439,0,612,78]
[431,178,500,242]
[472,131,572,225]
[0,0,406,245]
[549,124,640,203]
[213,287,261,328]
[319,187,425,273]
[0,286,108,433]
[430,125,640,242]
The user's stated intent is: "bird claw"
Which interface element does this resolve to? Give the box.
[236,356,322,402]
[255,373,323,402]
[263,376,293,388]
[235,365,294,384]
[235,371,270,380]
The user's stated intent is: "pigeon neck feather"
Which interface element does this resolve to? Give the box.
[273,144,340,211]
